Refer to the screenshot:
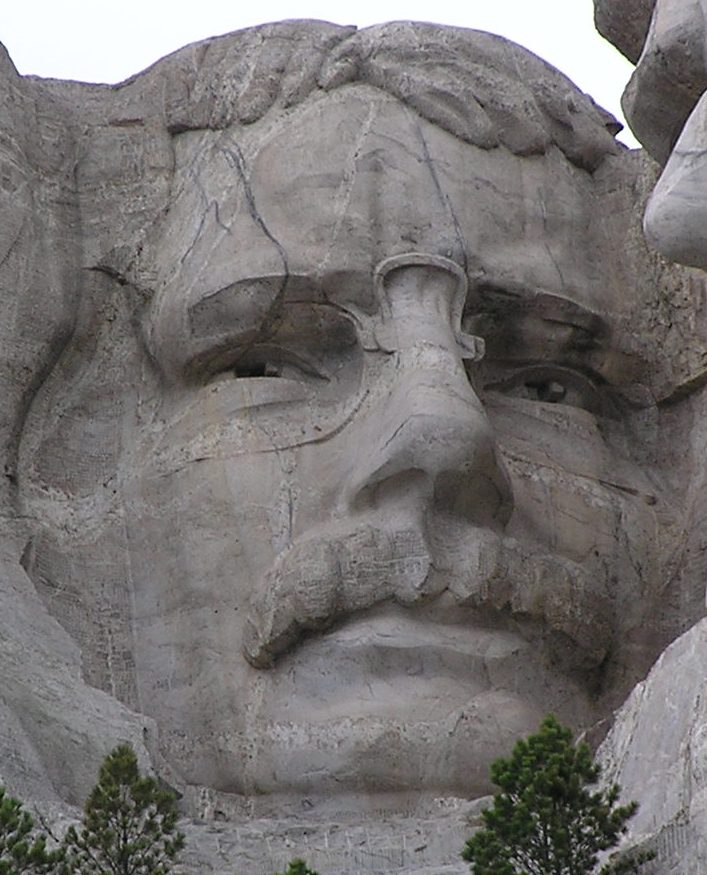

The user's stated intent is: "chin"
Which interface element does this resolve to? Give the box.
[226,604,598,814]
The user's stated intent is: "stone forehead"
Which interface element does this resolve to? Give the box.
[21,19,623,282]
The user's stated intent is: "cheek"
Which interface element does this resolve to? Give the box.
[124,455,288,607]
[487,394,610,473]
[126,442,347,597]
[488,398,660,570]
[504,459,659,571]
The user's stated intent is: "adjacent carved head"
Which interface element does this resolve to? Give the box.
[596,0,707,269]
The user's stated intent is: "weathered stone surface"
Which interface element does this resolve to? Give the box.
[0,523,158,808]
[0,39,158,812]
[599,620,707,873]
[589,3,707,872]
[629,0,707,269]
[594,0,655,63]
[625,1,707,166]
[179,797,486,875]
[594,0,707,166]
[593,0,707,166]
[643,94,707,269]
[3,18,707,874]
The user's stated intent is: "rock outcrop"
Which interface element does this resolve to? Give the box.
[594,0,655,63]
[594,1,707,871]
[599,620,707,874]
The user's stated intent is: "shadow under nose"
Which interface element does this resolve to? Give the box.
[345,369,514,531]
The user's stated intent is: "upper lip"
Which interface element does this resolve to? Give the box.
[242,519,613,673]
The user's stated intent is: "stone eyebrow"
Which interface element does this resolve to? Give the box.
[474,280,606,336]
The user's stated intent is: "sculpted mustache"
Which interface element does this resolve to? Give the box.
[242,521,613,670]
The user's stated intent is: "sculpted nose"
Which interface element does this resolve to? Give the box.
[345,253,513,530]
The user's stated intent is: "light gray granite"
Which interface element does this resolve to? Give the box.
[3,19,707,873]
[591,2,707,871]
[593,0,655,63]
[599,620,707,875]
[632,0,707,269]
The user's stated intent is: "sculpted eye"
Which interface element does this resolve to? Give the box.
[216,346,331,383]
[523,378,566,403]
[232,361,283,378]
[191,302,356,386]
[483,365,604,414]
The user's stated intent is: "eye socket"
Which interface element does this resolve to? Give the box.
[214,346,331,383]
[232,361,283,379]
[189,302,358,386]
[524,379,567,403]
[482,364,605,415]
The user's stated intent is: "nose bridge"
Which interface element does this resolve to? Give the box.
[362,253,485,364]
[345,252,513,529]
[374,253,467,351]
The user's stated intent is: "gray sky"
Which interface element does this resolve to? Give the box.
[2,0,639,147]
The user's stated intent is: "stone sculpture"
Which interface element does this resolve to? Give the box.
[592,1,707,872]
[595,0,707,268]
[2,17,707,873]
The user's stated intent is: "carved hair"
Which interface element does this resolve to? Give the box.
[13,19,623,287]
[123,20,621,172]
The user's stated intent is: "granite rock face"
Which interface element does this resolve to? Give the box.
[3,19,707,873]
[623,0,707,166]
[599,620,707,874]
[0,41,161,808]
[596,0,707,267]
[592,2,707,872]
[594,0,655,63]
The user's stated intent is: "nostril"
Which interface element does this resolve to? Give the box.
[433,462,513,531]
[344,396,514,531]
[351,468,432,515]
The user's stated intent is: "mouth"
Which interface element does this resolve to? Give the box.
[269,603,537,717]
[242,517,613,676]
[239,602,598,804]
[242,517,434,667]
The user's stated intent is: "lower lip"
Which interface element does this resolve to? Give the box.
[263,604,532,722]
[247,608,546,804]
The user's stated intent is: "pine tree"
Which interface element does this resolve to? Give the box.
[462,715,652,875]
[62,745,184,875]
[274,861,319,875]
[0,786,63,874]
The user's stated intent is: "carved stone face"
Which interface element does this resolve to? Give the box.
[80,86,674,808]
